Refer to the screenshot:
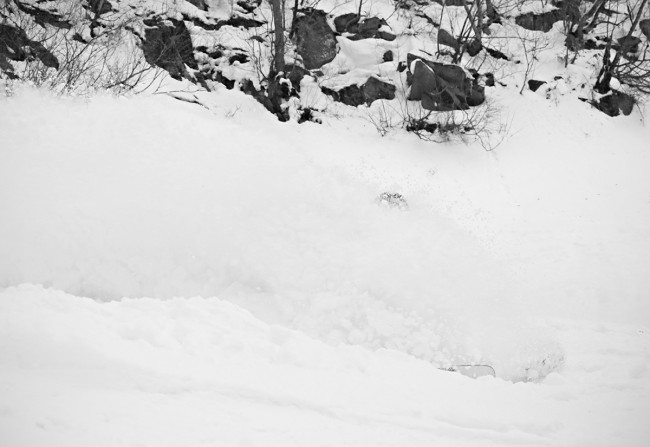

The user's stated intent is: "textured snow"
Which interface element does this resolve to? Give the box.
[2,0,650,441]
[1,83,649,446]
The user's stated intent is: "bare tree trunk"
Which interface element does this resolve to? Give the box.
[595,0,648,92]
[271,0,285,74]
[461,0,482,41]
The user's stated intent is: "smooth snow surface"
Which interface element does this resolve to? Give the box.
[1,86,650,446]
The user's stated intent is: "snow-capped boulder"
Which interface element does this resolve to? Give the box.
[593,91,636,117]
[334,15,396,42]
[293,10,337,69]
[407,55,485,111]
[322,76,396,107]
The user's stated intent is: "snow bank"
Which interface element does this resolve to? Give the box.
[1,83,649,379]
[1,284,649,447]
[0,87,547,376]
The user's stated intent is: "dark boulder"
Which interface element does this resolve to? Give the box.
[432,0,467,6]
[407,54,485,111]
[515,9,562,33]
[640,19,650,40]
[437,28,459,51]
[237,0,262,13]
[0,23,59,70]
[334,14,395,41]
[383,50,394,62]
[616,91,635,116]
[363,76,397,104]
[334,13,360,33]
[187,0,208,10]
[485,46,510,61]
[593,91,636,117]
[615,35,641,57]
[142,17,197,80]
[284,63,312,91]
[323,76,396,106]
[466,38,483,56]
[87,0,114,15]
[12,0,71,29]
[528,79,547,92]
[294,10,337,69]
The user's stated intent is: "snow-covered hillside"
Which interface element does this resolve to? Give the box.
[1,80,649,446]
[2,0,650,444]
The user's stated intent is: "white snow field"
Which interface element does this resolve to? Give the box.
[1,85,650,446]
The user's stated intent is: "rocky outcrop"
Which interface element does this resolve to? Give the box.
[407,54,485,111]
[141,17,197,80]
[12,0,72,29]
[293,9,337,69]
[0,23,59,75]
[323,76,396,107]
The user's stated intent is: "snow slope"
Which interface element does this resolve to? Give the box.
[1,84,650,446]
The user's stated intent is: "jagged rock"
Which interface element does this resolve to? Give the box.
[437,29,459,51]
[0,23,59,70]
[323,83,364,106]
[0,56,18,79]
[593,91,635,117]
[528,79,547,92]
[383,50,394,62]
[485,46,509,61]
[334,13,360,33]
[363,76,397,103]
[142,17,197,80]
[87,0,114,15]
[294,9,337,69]
[187,0,208,10]
[515,9,562,33]
[407,54,485,111]
[284,64,311,91]
[432,0,467,6]
[484,73,495,87]
[228,53,249,64]
[640,19,650,40]
[616,91,635,116]
[323,76,395,106]
[466,38,482,56]
[339,15,396,41]
[615,36,641,55]
[12,0,72,29]
[237,0,262,13]
[225,14,265,29]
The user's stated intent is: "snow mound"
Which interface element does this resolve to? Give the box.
[0,87,571,381]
